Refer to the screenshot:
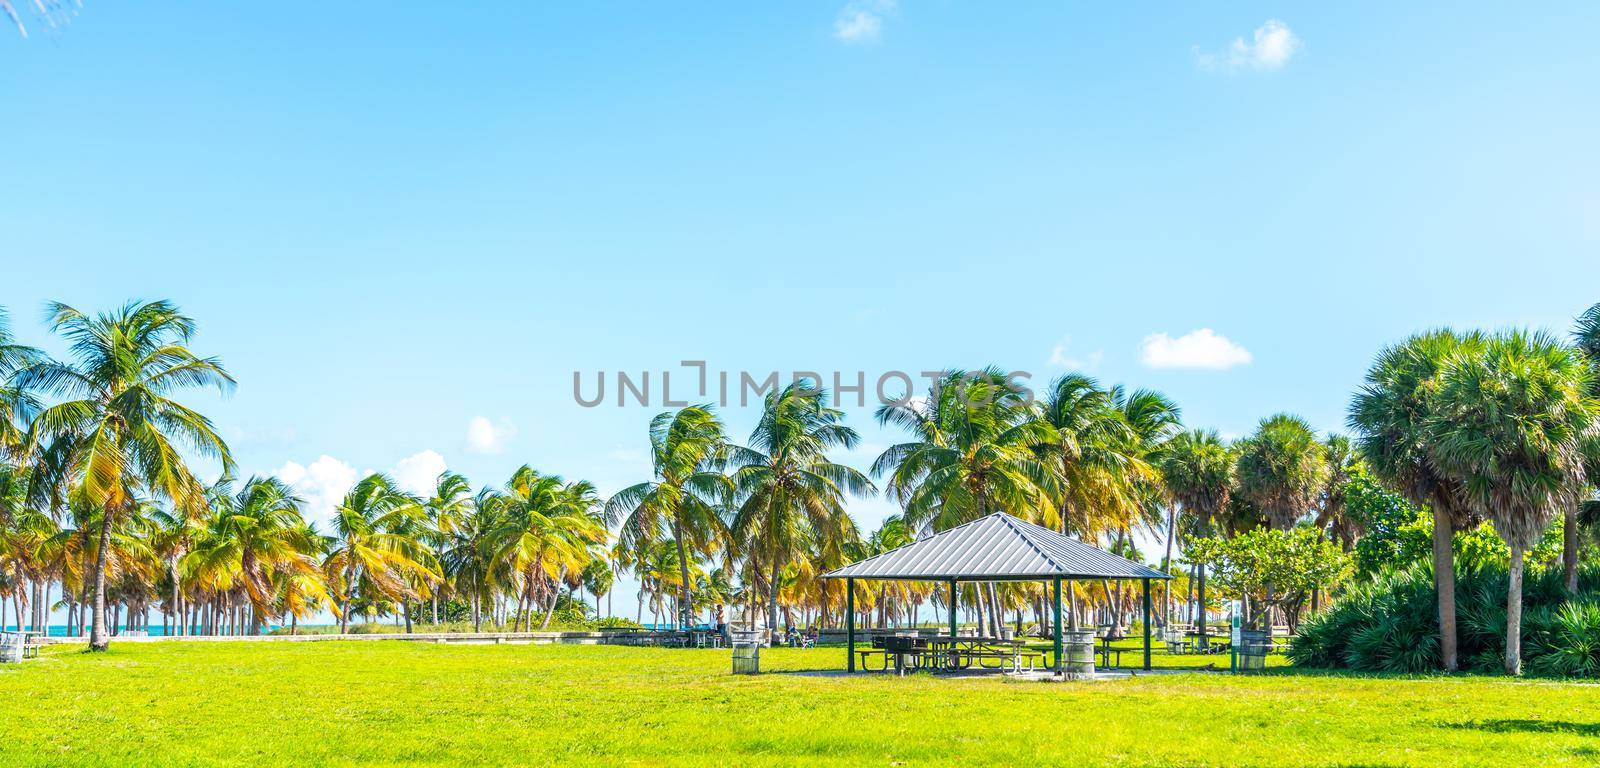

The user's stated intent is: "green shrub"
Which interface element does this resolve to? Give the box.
[1292,560,1600,677]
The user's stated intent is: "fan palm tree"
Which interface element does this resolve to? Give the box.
[1348,329,1486,671]
[1315,435,1362,550]
[1569,302,1600,592]
[19,301,234,650]
[605,406,732,630]
[1159,429,1233,645]
[1426,330,1599,675]
[734,381,874,642]
[1236,414,1329,532]
[324,474,437,633]
[1235,414,1327,629]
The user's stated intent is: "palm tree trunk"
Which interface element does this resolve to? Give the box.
[88,503,117,651]
[767,560,781,645]
[1563,508,1579,593]
[1505,546,1525,676]
[1161,504,1178,625]
[539,570,564,630]
[672,522,695,631]
[403,600,413,634]
[1432,509,1458,671]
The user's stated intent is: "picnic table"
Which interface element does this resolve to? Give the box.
[0,631,44,662]
[858,635,1045,674]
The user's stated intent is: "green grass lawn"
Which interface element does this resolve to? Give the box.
[1,641,1595,767]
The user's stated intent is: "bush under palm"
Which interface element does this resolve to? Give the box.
[1292,561,1600,677]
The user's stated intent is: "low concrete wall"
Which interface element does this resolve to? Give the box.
[39,630,673,646]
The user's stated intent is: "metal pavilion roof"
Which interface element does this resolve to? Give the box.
[821,512,1170,582]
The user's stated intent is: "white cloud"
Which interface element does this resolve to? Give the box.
[392,450,447,497]
[834,0,895,44]
[275,455,359,529]
[1196,20,1301,73]
[464,416,517,454]
[1139,329,1253,370]
[1047,338,1105,371]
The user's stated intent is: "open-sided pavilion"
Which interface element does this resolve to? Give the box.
[820,512,1172,674]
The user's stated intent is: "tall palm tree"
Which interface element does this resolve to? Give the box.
[20,301,234,650]
[324,474,437,633]
[1426,330,1598,675]
[734,381,874,642]
[1036,374,1141,539]
[1348,329,1486,671]
[1159,429,1233,645]
[605,406,731,630]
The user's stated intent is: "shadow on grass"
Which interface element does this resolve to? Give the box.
[1442,719,1600,737]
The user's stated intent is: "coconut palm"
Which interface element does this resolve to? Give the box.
[0,307,45,456]
[734,381,874,643]
[1348,329,1486,671]
[493,467,606,630]
[1036,374,1141,539]
[440,487,502,631]
[183,477,326,633]
[1159,429,1233,644]
[605,406,731,630]
[875,369,1055,636]
[19,301,234,650]
[324,474,438,633]
[1426,330,1599,675]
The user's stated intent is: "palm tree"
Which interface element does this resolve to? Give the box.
[0,307,44,455]
[1569,303,1600,592]
[1348,329,1486,671]
[493,467,605,630]
[1315,435,1362,550]
[20,301,234,650]
[184,477,325,634]
[1036,374,1141,539]
[440,487,502,631]
[324,474,437,633]
[734,381,874,643]
[1235,413,1327,630]
[420,472,473,624]
[605,406,731,630]
[1426,330,1599,675]
[1236,414,1329,532]
[875,370,1055,635]
[1159,429,1233,644]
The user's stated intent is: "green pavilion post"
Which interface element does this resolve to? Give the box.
[947,579,957,637]
[1141,577,1152,671]
[846,578,856,673]
[1052,577,1063,674]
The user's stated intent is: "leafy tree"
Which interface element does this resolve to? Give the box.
[1187,527,1351,632]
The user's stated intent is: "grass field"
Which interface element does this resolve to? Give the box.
[1,640,1596,767]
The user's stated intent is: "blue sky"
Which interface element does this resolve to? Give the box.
[5,3,1599,608]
